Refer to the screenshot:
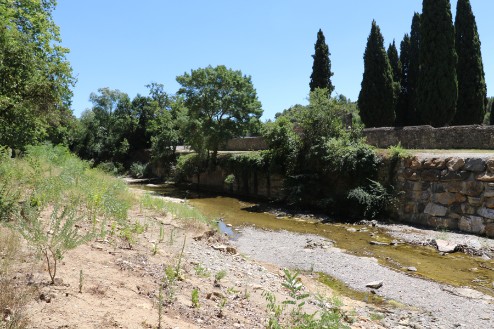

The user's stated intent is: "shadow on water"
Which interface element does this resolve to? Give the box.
[134,183,494,297]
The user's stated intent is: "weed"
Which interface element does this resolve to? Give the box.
[264,269,350,329]
[194,263,210,278]
[387,143,411,159]
[191,288,200,308]
[15,205,95,284]
[214,269,227,287]
[79,269,84,293]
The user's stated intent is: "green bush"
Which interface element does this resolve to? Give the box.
[174,153,207,182]
[347,180,396,219]
[129,162,148,178]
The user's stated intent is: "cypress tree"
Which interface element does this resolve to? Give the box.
[490,101,494,125]
[452,0,486,125]
[417,0,457,127]
[407,13,421,125]
[310,29,334,95]
[395,34,411,126]
[387,40,401,83]
[358,20,395,128]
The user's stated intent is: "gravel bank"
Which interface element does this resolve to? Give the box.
[233,227,494,329]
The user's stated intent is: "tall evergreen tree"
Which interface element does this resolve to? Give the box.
[452,0,486,125]
[309,29,334,95]
[407,13,421,125]
[395,34,411,126]
[417,0,457,127]
[358,20,395,128]
[490,101,494,125]
[387,40,401,82]
[387,40,401,124]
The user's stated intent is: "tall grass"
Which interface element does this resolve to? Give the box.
[0,144,133,283]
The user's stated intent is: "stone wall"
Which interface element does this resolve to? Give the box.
[363,125,494,149]
[189,166,284,200]
[393,155,494,237]
[223,137,267,151]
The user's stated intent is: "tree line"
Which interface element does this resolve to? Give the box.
[358,0,487,128]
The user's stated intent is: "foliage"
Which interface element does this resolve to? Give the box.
[0,0,75,150]
[262,117,300,173]
[16,205,95,284]
[358,20,395,128]
[263,269,349,329]
[407,13,421,125]
[310,29,334,96]
[452,0,486,125]
[395,34,410,126]
[174,153,207,182]
[176,65,263,160]
[491,101,494,125]
[387,40,401,83]
[191,288,200,308]
[347,180,396,219]
[129,162,148,179]
[417,0,458,127]
[0,144,133,282]
[387,143,411,159]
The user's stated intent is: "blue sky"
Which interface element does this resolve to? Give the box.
[54,0,494,120]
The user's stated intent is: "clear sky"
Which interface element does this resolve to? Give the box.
[54,0,494,120]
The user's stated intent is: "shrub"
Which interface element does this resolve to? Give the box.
[347,180,396,219]
[129,162,148,178]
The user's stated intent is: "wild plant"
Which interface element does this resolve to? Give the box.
[263,269,350,329]
[214,269,227,287]
[191,288,200,308]
[15,204,95,284]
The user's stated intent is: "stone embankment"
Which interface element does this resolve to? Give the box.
[394,154,494,237]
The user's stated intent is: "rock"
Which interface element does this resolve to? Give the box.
[459,216,485,234]
[212,244,237,254]
[447,157,465,171]
[476,173,494,182]
[365,281,383,289]
[346,228,357,232]
[486,158,494,173]
[370,241,389,246]
[432,192,465,206]
[467,197,482,207]
[464,158,486,172]
[461,181,484,197]
[477,207,494,220]
[434,239,458,253]
[424,203,448,217]
[410,158,422,170]
[407,267,417,272]
[421,169,441,181]
[461,203,476,215]
[193,230,215,241]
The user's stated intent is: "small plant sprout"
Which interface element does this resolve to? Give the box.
[191,288,199,308]
[214,269,227,287]
[194,263,210,278]
[79,269,83,293]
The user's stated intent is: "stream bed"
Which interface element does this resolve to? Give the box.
[137,183,494,297]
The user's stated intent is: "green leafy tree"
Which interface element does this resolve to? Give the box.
[395,34,411,126]
[452,0,486,125]
[358,20,395,128]
[417,0,457,127]
[176,65,263,160]
[407,13,421,125]
[0,0,75,150]
[310,29,334,96]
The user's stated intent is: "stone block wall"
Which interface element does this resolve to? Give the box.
[223,137,267,151]
[394,155,494,237]
[364,125,494,149]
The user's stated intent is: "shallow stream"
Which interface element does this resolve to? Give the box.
[137,184,494,296]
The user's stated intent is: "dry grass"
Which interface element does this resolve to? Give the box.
[0,227,34,329]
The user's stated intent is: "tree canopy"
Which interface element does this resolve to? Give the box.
[176,65,263,160]
[417,0,457,127]
[453,0,486,125]
[0,0,75,150]
[358,20,395,128]
[310,29,334,96]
